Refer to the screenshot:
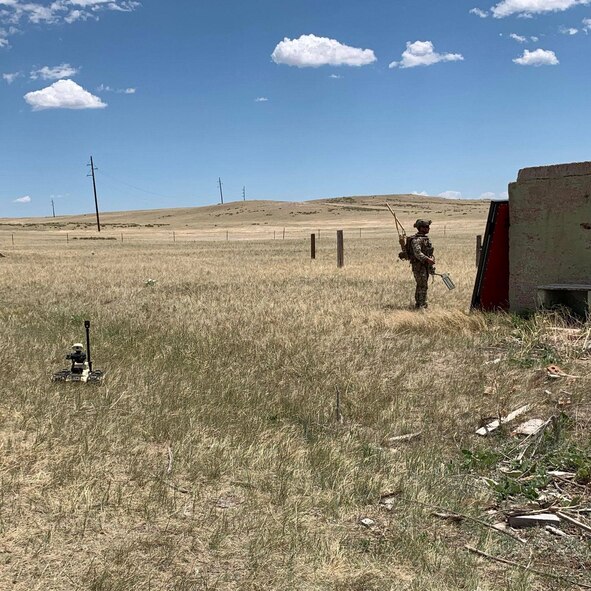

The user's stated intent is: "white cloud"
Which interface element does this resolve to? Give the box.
[24,79,107,110]
[438,191,463,199]
[64,10,93,24]
[13,195,31,203]
[389,40,464,69]
[329,73,342,78]
[254,97,268,102]
[412,190,429,196]
[560,26,579,33]
[0,1,140,46]
[531,35,540,40]
[2,71,20,83]
[30,63,79,80]
[491,0,590,18]
[583,17,591,30]
[69,0,139,8]
[97,83,136,94]
[271,34,376,67]
[510,32,527,41]
[470,7,489,16]
[480,192,497,199]
[513,48,559,65]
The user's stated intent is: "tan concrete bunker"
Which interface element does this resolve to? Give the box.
[509,161,591,316]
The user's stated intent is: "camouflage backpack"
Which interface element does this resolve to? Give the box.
[398,235,416,261]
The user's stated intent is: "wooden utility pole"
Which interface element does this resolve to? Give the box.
[218,177,224,205]
[242,186,246,201]
[51,199,55,218]
[88,156,101,232]
[311,233,316,259]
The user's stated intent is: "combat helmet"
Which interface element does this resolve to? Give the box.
[413,219,432,229]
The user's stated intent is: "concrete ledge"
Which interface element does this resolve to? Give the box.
[517,161,591,182]
[538,284,591,291]
[537,285,591,318]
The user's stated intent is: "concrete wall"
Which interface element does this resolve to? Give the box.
[509,161,591,312]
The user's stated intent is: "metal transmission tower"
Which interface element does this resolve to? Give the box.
[218,177,224,205]
[87,156,101,232]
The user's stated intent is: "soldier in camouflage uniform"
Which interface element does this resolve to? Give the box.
[409,219,435,309]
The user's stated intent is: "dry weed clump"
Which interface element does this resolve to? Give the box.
[0,231,588,590]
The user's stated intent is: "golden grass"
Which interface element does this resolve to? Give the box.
[0,211,589,590]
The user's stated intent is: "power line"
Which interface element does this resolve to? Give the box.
[97,169,189,200]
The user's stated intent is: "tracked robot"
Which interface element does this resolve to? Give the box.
[52,320,105,383]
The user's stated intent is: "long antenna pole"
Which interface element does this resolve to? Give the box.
[88,156,101,232]
[51,199,55,218]
[84,320,92,372]
[218,177,224,205]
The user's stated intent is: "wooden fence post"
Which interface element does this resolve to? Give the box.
[336,230,344,268]
[173,231,176,243]
[476,234,482,268]
[283,227,285,240]
[311,233,316,260]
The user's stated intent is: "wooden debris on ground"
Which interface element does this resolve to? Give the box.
[508,513,561,528]
[546,525,568,537]
[476,404,531,436]
[384,431,422,446]
[511,418,546,436]
[392,496,527,544]
[556,511,591,535]
[546,364,580,379]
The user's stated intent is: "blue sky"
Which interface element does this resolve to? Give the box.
[2,0,591,217]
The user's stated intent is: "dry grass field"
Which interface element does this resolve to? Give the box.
[0,195,590,590]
